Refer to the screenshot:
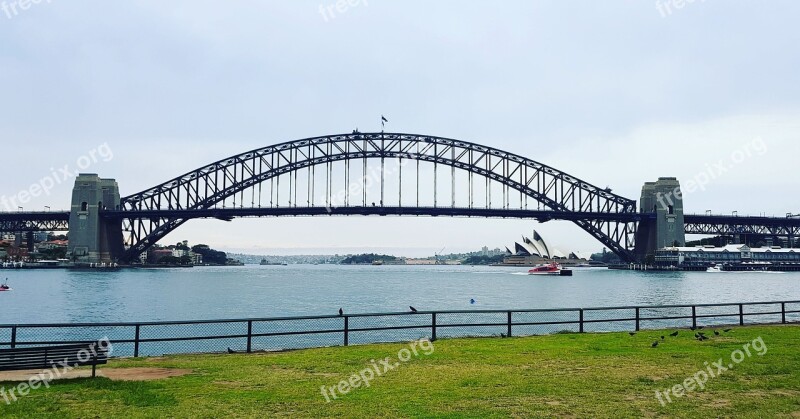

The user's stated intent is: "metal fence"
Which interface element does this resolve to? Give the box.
[1,300,799,358]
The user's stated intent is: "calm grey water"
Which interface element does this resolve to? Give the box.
[1,265,799,324]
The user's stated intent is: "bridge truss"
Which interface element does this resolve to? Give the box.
[685,214,800,241]
[0,212,70,233]
[118,133,640,262]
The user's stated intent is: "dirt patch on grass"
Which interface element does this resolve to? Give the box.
[709,399,731,408]
[102,368,192,381]
[0,367,192,382]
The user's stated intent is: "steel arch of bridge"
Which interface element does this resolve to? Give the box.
[118,133,639,262]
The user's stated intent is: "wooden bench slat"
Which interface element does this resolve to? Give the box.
[0,343,110,376]
[0,344,104,354]
[0,353,109,361]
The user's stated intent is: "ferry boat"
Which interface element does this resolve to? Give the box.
[528,262,572,276]
[0,279,11,291]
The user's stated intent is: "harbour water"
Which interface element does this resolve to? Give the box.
[1,265,799,325]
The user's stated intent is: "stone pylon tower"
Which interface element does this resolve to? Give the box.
[635,177,686,262]
[67,174,124,264]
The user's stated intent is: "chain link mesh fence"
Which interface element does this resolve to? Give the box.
[582,308,636,333]
[640,306,693,330]
[786,302,800,323]
[2,301,798,358]
[740,302,783,325]
[435,311,507,339]
[512,310,580,336]
[348,314,432,345]
[252,317,343,351]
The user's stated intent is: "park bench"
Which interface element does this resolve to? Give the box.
[0,342,109,378]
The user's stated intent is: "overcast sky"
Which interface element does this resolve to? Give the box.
[1,1,798,256]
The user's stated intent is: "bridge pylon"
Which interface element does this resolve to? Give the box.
[67,174,124,264]
[635,177,686,262]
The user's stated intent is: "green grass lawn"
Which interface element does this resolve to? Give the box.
[1,325,800,418]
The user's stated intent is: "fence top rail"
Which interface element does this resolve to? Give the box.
[1,300,798,329]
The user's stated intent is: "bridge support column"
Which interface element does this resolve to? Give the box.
[67,174,122,264]
[635,177,686,263]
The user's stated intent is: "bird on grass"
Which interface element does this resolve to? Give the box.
[338,308,344,316]
[695,333,700,338]
[651,341,659,348]
[669,331,679,337]
[409,306,418,313]
[500,333,507,338]
[661,336,665,340]
[698,326,705,330]
[629,332,636,336]
[227,347,237,354]
[723,328,733,333]
[714,330,720,336]
[689,326,697,331]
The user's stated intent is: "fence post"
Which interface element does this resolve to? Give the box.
[507,311,512,337]
[431,313,437,341]
[246,320,253,353]
[782,302,786,324]
[134,324,140,358]
[691,306,697,329]
[10,326,16,349]
[739,304,744,326]
[579,309,584,333]
[635,307,640,332]
[344,316,349,346]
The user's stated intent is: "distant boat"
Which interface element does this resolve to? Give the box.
[260,258,268,265]
[528,262,562,275]
[707,264,723,273]
[372,260,384,266]
[528,262,573,276]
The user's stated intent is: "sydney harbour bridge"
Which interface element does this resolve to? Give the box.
[1,132,797,263]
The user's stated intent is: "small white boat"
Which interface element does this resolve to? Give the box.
[706,264,723,273]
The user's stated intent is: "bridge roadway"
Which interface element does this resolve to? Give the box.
[0,208,798,239]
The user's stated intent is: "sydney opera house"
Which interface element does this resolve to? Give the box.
[503,230,590,265]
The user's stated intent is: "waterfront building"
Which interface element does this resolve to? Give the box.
[148,249,175,264]
[655,245,800,267]
[37,240,68,251]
